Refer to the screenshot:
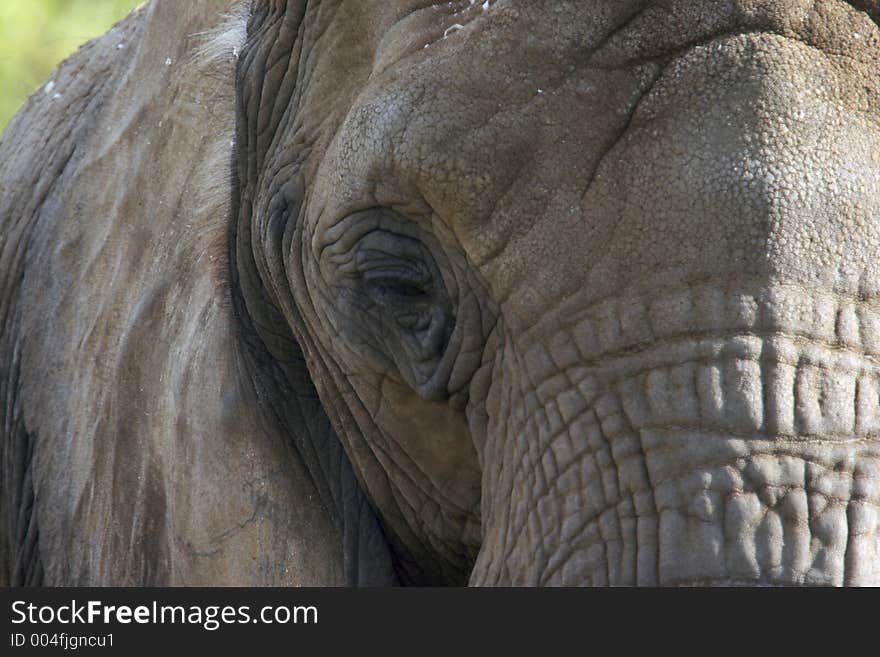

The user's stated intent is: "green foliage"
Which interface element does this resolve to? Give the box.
[0,0,142,130]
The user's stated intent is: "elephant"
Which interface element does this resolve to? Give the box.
[1,0,879,586]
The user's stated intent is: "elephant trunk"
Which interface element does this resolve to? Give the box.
[471,281,880,585]
[469,30,880,586]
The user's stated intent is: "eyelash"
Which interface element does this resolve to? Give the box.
[362,268,431,301]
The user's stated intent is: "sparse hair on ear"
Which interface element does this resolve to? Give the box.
[184,0,254,291]
[193,0,253,67]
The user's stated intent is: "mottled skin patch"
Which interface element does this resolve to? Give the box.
[2,0,879,585]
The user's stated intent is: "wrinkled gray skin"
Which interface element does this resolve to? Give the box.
[1,0,880,586]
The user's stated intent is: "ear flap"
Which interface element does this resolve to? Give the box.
[0,1,152,588]
[230,0,400,585]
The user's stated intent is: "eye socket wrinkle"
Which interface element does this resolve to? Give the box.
[351,228,439,306]
[363,269,431,300]
[356,251,430,279]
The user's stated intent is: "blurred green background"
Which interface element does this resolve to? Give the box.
[0,0,143,130]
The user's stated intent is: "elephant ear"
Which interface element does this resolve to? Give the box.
[0,3,149,586]
[1,0,396,587]
[231,1,401,585]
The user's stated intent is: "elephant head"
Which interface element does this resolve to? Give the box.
[1,0,879,586]
[232,0,880,585]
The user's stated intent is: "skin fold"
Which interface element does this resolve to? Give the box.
[1,0,879,586]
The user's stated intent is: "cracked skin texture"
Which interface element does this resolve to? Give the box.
[1,0,879,586]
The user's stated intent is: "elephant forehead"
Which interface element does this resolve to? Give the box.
[309,2,657,254]
[308,1,880,316]
[580,35,880,290]
[309,0,878,260]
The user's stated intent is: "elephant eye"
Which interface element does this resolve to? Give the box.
[360,263,432,306]
[322,218,457,400]
[354,234,437,309]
